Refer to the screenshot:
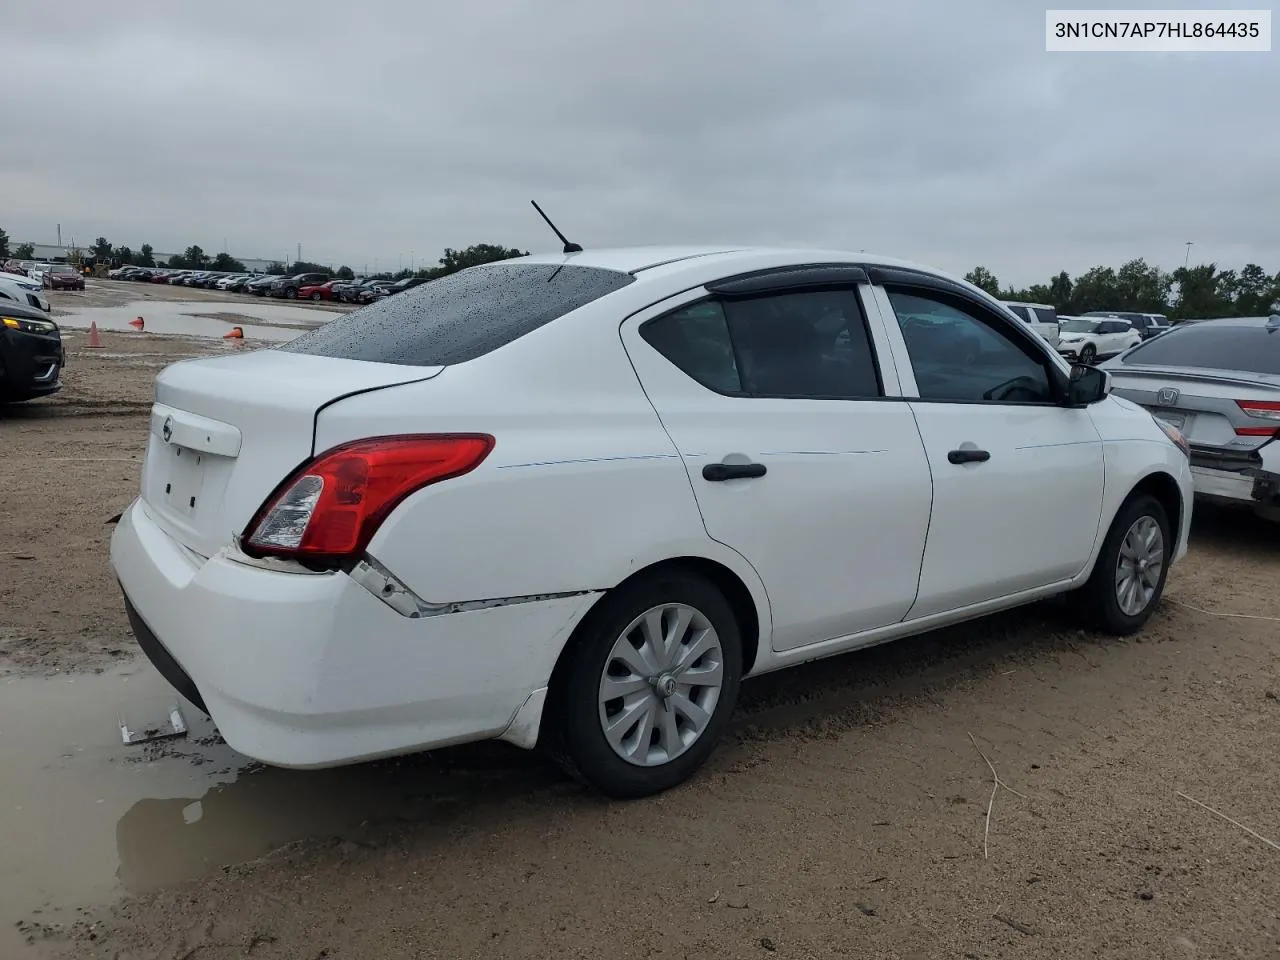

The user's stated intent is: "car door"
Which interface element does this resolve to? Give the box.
[865,277,1105,619]
[621,277,933,652]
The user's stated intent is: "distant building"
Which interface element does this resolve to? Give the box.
[14,242,277,273]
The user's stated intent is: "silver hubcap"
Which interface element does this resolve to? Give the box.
[1115,515,1165,616]
[598,603,724,767]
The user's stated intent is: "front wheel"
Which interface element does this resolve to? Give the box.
[310,292,322,301]
[1079,343,1097,364]
[1072,493,1171,634]
[543,572,743,799]
[285,288,296,299]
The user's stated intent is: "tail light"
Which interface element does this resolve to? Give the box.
[1234,400,1280,437]
[242,434,494,564]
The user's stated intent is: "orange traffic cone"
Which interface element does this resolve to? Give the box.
[128,316,145,330]
[223,326,244,340]
[86,321,104,348]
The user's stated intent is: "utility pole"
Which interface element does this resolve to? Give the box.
[297,242,302,266]
[57,223,62,247]
[1184,241,1193,268]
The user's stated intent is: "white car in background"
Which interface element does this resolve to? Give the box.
[111,246,1193,798]
[0,275,51,313]
[1002,301,1061,347]
[1057,315,1142,364]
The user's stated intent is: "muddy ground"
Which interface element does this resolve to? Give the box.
[2,299,1279,959]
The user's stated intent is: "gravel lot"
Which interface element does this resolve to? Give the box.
[3,288,1279,959]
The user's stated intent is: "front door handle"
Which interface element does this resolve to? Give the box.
[947,448,991,465]
[703,462,767,482]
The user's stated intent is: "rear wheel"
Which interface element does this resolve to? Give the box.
[310,292,322,301]
[285,288,297,299]
[1080,343,1097,364]
[1072,493,1171,634]
[544,572,743,799]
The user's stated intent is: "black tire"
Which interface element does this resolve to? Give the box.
[310,292,322,301]
[1072,493,1171,635]
[1080,343,1097,364]
[285,288,296,299]
[543,571,743,799]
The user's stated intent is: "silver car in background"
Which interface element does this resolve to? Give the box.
[1103,315,1280,521]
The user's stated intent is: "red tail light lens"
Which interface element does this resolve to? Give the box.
[1234,400,1280,436]
[242,434,494,562]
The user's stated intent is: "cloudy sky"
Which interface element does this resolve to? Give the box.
[3,1,1276,285]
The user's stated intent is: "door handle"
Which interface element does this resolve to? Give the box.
[947,448,990,465]
[702,462,767,482]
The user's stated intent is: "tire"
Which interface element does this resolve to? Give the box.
[285,288,296,299]
[543,571,743,799]
[1072,493,1171,635]
[1080,343,1097,364]
[310,292,322,301]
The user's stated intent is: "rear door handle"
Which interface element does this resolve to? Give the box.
[703,462,767,482]
[947,448,991,465]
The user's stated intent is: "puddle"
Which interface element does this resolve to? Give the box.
[0,661,550,955]
[52,301,331,342]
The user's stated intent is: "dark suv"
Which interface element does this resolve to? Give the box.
[1083,311,1170,340]
[0,301,64,402]
[270,272,331,299]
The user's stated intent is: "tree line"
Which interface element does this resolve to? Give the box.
[0,227,527,283]
[964,259,1280,321]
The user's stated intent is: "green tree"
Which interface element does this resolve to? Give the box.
[1234,263,1272,316]
[1048,271,1072,309]
[137,244,155,268]
[286,261,331,276]
[964,266,1000,296]
[0,226,9,258]
[92,236,113,262]
[113,245,134,266]
[183,245,209,268]
[211,252,246,272]
[1170,264,1233,320]
[1113,258,1171,313]
[1067,266,1119,314]
[13,242,35,259]
[437,243,528,275]
[265,261,287,275]
[336,265,355,280]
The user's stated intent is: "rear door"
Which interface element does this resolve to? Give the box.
[868,278,1104,618]
[621,278,934,652]
[1030,306,1061,346]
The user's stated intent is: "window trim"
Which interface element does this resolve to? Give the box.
[876,281,1071,407]
[637,283,888,401]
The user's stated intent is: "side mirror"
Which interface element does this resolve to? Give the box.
[1066,364,1110,406]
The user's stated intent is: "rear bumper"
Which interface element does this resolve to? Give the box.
[110,499,597,768]
[1189,446,1280,509]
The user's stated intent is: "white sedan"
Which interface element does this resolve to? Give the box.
[111,246,1194,798]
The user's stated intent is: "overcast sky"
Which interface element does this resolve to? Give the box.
[3,1,1276,284]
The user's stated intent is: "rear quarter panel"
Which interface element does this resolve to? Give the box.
[314,310,772,634]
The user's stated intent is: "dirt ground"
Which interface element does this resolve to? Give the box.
[3,313,1279,960]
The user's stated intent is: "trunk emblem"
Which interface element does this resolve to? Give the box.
[1156,387,1179,405]
[162,416,173,443]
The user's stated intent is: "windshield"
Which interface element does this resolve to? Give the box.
[52,265,77,275]
[280,262,635,366]
[1060,319,1100,333]
[1121,321,1280,376]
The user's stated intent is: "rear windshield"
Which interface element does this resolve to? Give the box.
[279,262,635,366]
[1120,322,1280,375]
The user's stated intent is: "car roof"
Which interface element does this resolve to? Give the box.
[513,244,975,284]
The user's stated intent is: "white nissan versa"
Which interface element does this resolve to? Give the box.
[111,246,1194,798]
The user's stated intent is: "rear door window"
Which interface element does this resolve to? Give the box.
[1032,307,1058,325]
[280,263,635,366]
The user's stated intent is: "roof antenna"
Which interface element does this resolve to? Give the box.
[531,200,582,254]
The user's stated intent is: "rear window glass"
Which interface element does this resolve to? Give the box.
[1121,322,1280,375]
[279,263,635,366]
[1032,307,1057,324]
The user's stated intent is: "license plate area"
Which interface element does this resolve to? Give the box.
[163,445,207,517]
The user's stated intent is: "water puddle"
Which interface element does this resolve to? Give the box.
[52,301,332,342]
[0,661,549,955]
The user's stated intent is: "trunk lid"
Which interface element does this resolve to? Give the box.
[1105,365,1280,452]
[141,349,443,558]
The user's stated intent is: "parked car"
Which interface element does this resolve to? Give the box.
[223,274,257,293]
[330,279,361,301]
[1103,315,1280,522]
[111,246,1192,798]
[0,275,52,313]
[246,275,279,296]
[297,279,343,301]
[44,263,86,291]
[1056,315,1141,364]
[0,300,64,403]
[270,272,331,299]
[355,279,396,303]
[1083,311,1170,340]
[1002,301,1061,347]
[383,276,428,298]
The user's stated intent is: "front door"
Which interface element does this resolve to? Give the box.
[873,284,1106,619]
[621,284,934,652]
